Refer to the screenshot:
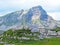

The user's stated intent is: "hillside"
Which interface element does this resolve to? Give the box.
[0,6,59,31]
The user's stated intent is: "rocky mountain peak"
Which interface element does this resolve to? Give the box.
[0,5,59,30]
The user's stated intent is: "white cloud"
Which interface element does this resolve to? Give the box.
[0,11,13,16]
[0,0,60,20]
[0,0,60,9]
[46,0,60,6]
[48,12,60,20]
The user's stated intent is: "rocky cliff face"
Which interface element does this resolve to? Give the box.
[0,6,59,30]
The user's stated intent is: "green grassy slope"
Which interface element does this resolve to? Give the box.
[15,38,60,45]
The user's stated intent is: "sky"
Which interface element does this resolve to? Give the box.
[0,0,60,20]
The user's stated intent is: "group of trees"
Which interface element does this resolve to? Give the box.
[50,27,60,36]
[1,28,40,41]
[51,27,60,32]
[54,27,60,32]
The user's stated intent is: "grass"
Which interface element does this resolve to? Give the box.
[0,37,60,45]
[0,44,3,45]
[15,38,60,45]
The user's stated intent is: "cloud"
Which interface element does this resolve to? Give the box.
[0,11,13,16]
[48,12,60,20]
[0,0,60,20]
[0,0,60,10]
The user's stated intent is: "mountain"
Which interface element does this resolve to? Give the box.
[55,20,60,27]
[0,6,59,31]
[0,30,4,34]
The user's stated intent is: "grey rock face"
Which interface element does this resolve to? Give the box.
[0,6,59,30]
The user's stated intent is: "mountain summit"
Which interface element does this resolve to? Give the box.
[0,6,59,30]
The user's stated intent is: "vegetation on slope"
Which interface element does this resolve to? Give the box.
[51,27,60,32]
[0,27,60,45]
[0,37,60,45]
[0,28,40,43]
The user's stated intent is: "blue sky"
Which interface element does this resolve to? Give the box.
[0,0,60,20]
